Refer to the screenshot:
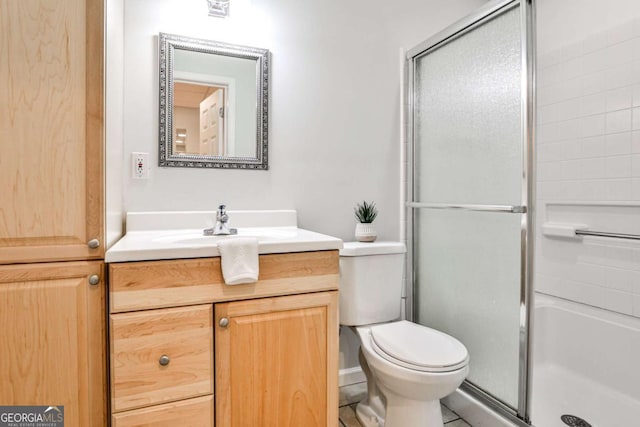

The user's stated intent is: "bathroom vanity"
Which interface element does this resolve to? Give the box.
[106,211,341,427]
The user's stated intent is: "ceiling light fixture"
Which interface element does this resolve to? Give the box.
[207,0,230,18]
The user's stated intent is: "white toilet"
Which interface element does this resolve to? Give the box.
[340,241,469,427]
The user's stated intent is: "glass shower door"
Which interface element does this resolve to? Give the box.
[407,0,533,420]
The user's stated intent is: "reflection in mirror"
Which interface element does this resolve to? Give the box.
[173,82,227,155]
[159,33,269,169]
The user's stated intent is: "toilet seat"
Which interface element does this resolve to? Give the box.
[369,321,469,373]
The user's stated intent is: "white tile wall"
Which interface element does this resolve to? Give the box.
[536,15,640,318]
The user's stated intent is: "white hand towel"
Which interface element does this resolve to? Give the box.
[217,237,259,285]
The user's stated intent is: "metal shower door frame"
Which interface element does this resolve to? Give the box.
[404,0,535,423]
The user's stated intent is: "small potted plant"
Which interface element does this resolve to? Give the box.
[354,200,378,242]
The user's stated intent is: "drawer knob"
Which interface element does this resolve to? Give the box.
[88,239,100,249]
[88,275,100,286]
[219,317,229,328]
[159,355,170,366]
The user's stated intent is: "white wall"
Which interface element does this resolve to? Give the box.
[535,0,640,317]
[121,0,484,240]
[118,0,484,378]
[105,0,124,249]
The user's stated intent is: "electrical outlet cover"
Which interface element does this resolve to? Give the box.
[132,152,149,179]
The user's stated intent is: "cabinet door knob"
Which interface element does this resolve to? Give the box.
[159,355,170,366]
[219,317,229,328]
[88,239,100,249]
[88,275,100,286]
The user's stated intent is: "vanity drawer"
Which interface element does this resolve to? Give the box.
[111,395,214,427]
[110,305,213,412]
[109,251,339,312]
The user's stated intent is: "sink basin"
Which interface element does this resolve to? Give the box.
[105,210,343,263]
[152,227,299,246]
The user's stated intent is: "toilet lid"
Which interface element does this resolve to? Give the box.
[370,321,469,373]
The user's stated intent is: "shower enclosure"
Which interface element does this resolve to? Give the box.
[405,0,534,424]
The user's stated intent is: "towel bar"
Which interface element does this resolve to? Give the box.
[575,230,640,241]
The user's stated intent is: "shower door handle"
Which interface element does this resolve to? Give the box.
[407,202,527,214]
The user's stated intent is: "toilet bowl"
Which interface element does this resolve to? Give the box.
[339,242,469,427]
[354,322,468,427]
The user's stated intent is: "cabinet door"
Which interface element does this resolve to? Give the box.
[215,291,338,427]
[0,261,106,427]
[0,0,104,264]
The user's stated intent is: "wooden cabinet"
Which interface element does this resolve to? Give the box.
[108,251,339,427]
[0,261,106,427]
[216,292,338,427]
[0,0,104,264]
[0,0,106,423]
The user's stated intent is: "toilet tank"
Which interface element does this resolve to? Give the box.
[339,241,406,326]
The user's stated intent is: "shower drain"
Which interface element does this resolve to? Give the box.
[561,414,592,427]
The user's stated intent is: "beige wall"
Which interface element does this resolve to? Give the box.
[173,106,200,154]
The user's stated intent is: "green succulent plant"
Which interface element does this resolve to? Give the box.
[354,201,378,224]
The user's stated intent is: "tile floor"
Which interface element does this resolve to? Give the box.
[339,382,472,427]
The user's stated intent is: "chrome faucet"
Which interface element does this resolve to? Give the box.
[204,204,236,236]
[214,205,230,235]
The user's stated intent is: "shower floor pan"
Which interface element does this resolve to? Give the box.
[531,294,640,427]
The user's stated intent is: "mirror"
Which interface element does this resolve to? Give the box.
[159,33,269,169]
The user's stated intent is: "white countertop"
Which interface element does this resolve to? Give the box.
[105,210,343,263]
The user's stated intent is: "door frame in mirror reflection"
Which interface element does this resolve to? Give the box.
[158,32,269,170]
[173,72,236,157]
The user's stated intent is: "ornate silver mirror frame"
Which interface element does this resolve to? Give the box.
[159,32,269,169]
